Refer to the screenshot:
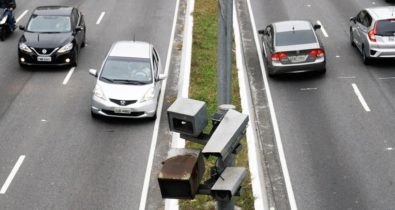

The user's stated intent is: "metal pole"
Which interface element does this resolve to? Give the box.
[217,0,232,106]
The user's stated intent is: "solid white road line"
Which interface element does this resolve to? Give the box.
[16,10,28,23]
[352,83,371,112]
[234,5,267,210]
[96,12,105,25]
[338,76,356,79]
[138,0,180,209]
[246,0,298,209]
[62,67,75,85]
[317,20,329,37]
[378,77,395,80]
[0,155,25,194]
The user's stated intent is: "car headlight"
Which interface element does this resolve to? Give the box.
[0,16,7,25]
[19,43,32,53]
[93,85,107,100]
[58,42,73,53]
[141,87,155,102]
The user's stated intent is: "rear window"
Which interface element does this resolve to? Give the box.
[377,19,395,36]
[275,30,317,46]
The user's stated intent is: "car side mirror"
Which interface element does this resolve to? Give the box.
[76,26,83,32]
[19,25,25,31]
[350,16,356,23]
[258,29,267,35]
[157,74,167,81]
[89,69,98,77]
[313,24,321,30]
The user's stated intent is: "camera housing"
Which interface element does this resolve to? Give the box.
[158,148,205,199]
[167,98,208,137]
[211,167,247,201]
[202,109,248,159]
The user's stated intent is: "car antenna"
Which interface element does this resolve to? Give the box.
[292,26,295,33]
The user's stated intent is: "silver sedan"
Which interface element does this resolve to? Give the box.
[259,20,326,76]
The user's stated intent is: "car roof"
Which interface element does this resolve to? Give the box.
[367,7,395,20]
[272,20,312,33]
[33,6,73,16]
[109,41,151,59]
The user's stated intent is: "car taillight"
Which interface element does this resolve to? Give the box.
[271,52,288,61]
[309,49,325,58]
[368,22,377,42]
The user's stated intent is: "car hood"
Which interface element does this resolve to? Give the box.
[98,81,154,101]
[275,43,321,52]
[21,32,73,48]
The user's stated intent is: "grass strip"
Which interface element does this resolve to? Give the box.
[179,0,254,209]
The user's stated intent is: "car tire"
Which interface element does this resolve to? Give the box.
[350,30,355,47]
[72,47,78,67]
[321,68,326,74]
[362,46,371,65]
[91,110,100,119]
[81,31,86,48]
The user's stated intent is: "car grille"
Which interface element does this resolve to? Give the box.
[102,110,144,117]
[109,99,137,106]
[31,48,57,56]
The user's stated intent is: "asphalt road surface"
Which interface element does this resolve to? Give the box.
[249,0,395,209]
[0,0,177,209]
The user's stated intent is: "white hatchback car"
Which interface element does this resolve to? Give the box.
[89,41,166,119]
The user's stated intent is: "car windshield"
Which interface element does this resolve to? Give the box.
[100,57,152,84]
[376,19,395,36]
[27,15,71,33]
[275,30,317,46]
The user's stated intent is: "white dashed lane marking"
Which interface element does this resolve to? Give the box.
[352,83,371,112]
[16,10,28,23]
[317,20,329,37]
[96,12,105,25]
[0,155,26,194]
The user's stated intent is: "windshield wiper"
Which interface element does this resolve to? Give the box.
[112,79,148,85]
[100,77,114,83]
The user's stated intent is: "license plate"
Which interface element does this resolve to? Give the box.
[37,56,52,62]
[114,108,132,114]
[289,55,307,63]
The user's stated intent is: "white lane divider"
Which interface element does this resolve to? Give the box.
[246,0,298,208]
[352,83,371,112]
[16,10,28,23]
[63,67,75,85]
[317,20,329,37]
[378,77,395,80]
[0,155,25,194]
[96,12,105,25]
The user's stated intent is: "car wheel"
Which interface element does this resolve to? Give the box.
[350,30,355,47]
[0,28,5,41]
[81,31,86,48]
[91,110,100,119]
[72,47,78,66]
[362,46,371,65]
[321,68,326,74]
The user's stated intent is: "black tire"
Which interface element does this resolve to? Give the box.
[72,47,78,67]
[350,30,355,47]
[321,68,327,75]
[362,46,371,65]
[91,110,100,119]
[0,28,5,41]
[81,32,86,48]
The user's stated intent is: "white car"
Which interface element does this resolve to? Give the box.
[90,41,166,119]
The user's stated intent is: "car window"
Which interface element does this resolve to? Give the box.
[100,57,152,84]
[376,19,395,36]
[275,29,317,46]
[362,12,372,27]
[356,11,366,24]
[152,48,159,77]
[27,15,71,33]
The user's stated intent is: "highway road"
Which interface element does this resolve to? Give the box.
[247,0,395,209]
[0,0,177,209]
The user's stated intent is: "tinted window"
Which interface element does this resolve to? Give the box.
[100,57,152,84]
[27,15,71,33]
[275,30,317,46]
[376,19,395,36]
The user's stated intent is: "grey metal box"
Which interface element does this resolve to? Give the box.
[167,98,208,137]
